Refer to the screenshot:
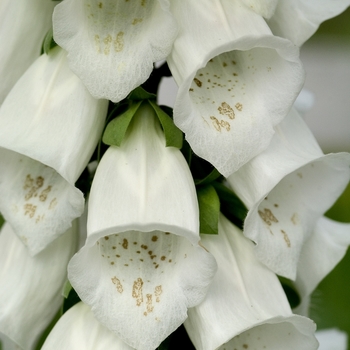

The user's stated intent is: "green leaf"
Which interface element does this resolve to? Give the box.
[128,86,156,101]
[212,181,247,230]
[278,276,301,309]
[197,185,220,235]
[42,27,58,55]
[195,168,221,186]
[0,213,4,230]
[148,100,183,149]
[62,280,72,298]
[102,101,142,146]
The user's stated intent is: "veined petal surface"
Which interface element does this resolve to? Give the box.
[0,46,108,184]
[0,0,55,104]
[268,0,350,46]
[42,302,134,350]
[0,222,78,349]
[69,103,217,349]
[185,215,318,350]
[239,0,279,19]
[168,0,304,176]
[53,0,177,102]
[228,109,350,279]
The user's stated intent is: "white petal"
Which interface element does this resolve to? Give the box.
[267,0,350,46]
[239,0,279,19]
[88,103,199,245]
[42,302,134,350]
[0,46,108,184]
[316,328,348,350]
[295,217,350,301]
[0,222,78,349]
[69,103,217,349]
[168,0,304,176]
[228,109,350,279]
[185,215,318,350]
[0,46,108,253]
[0,0,55,104]
[0,149,83,255]
[53,0,177,102]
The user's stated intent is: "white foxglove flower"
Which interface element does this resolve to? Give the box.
[0,221,78,349]
[168,0,304,176]
[185,215,318,350]
[267,0,350,46]
[53,0,177,102]
[294,217,350,315]
[42,302,134,350]
[0,46,108,255]
[227,108,350,279]
[68,103,217,350]
[0,0,56,104]
[316,328,348,350]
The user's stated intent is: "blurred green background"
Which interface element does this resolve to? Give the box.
[309,7,350,346]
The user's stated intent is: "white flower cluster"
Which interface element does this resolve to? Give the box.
[0,0,349,349]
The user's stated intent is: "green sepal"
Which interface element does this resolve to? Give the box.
[195,168,221,186]
[102,101,142,146]
[0,213,4,230]
[128,86,156,101]
[197,185,220,235]
[62,280,72,298]
[41,27,58,55]
[212,182,247,230]
[148,100,183,149]
[278,276,301,309]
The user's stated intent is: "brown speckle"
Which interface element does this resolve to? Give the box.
[258,208,278,226]
[235,103,243,111]
[111,277,123,293]
[132,278,144,306]
[151,236,158,242]
[194,78,202,87]
[122,238,128,249]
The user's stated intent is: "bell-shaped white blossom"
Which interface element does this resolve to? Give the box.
[53,0,177,102]
[185,214,318,350]
[0,46,108,255]
[267,0,350,46]
[227,108,350,279]
[0,221,78,349]
[0,0,56,104]
[294,217,350,315]
[42,302,134,350]
[68,103,217,350]
[168,0,304,176]
[316,328,348,350]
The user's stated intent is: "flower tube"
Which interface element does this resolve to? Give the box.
[227,108,350,279]
[185,214,318,350]
[168,0,304,176]
[0,46,108,255]
[68,103,217,350]
[267,0,350,46]
[53,0,178,102]
[0,0,56,104]
[42,302,134,350]
[0,221,78,349]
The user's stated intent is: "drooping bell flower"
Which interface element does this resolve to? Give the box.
[52,0,178,102]
[267,0,350,46]
[167,0,304,176]
[227,108,350,279]
[42,302,135,350]
[184,214,318,350]
[0,221,78,349]
[0,46,108,255]
[0,0,56,104]
[68,103,217,350]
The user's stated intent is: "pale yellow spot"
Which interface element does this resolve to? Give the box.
[132,278,143,306]
[111,276,123,293]
[114,32,124,52]
[258,208,278,226]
